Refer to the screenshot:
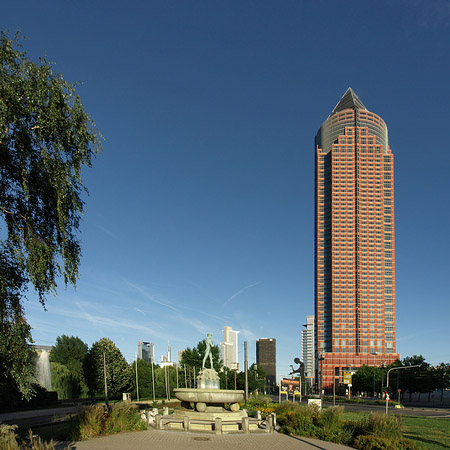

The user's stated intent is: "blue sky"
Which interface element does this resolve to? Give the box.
[3,0,450,378]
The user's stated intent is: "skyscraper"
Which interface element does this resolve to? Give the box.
[220,326,239,370]
[315,88,400,391]
[302,315,315,389]
[256,338,276,386]
[138,341,154,364]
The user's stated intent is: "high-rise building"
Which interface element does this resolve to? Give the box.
[161,341,175,367]
[315,88,400,391]
[256,338,276,385]
[220,326,239,370]
[302,315,315,389]
[138,341,154,364]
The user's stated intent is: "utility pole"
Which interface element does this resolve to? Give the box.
[244,341,248,402]
[103,352,109,408]
[151,359,155,402]
[135,353,140,401]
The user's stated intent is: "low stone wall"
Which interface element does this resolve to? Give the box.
[143,409,275,434]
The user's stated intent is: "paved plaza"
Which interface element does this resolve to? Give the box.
[62,429,353,450]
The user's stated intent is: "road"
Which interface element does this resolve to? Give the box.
[267,395,450,418]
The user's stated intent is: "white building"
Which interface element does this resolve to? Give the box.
[161,341,175,367]
[220,326,239,370]
[302,316,315,389]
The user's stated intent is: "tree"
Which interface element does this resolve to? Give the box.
[84,338,131,400]
[50,362,75,400]
[0,31,102,399]
[180,338,222,372]
[50,335,89,398]
[352,364,381,394]
[130,359,156,400]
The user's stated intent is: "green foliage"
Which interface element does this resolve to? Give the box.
[234,363,266,394]
[105,402,148,434]
[0,31,102,400]
[276,403,354,445]
[74,404,107,439]
[353,434,417,450]
[50,362,74,400]
[276,405,418,449]
[84,338,131,399]
[0,424,19,449]
[219,366,234,389]
[50,335,88,398]
[130,359,155,399]
[363,413,403,440]
[0,424,56,450]
[73,402,147,440]
[180,338,222,372]
[243,395,276,416]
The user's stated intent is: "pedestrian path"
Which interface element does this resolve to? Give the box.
[63,429,353,450]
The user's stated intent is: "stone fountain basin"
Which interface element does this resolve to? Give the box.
[174,388,244,404]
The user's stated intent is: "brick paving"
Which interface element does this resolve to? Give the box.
[63,429,353,450]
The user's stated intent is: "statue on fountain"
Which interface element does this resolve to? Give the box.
[202,333,214,369]
[198,333,220,389]
[173,332,245,418]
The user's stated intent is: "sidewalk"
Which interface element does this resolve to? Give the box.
[62,429,354,450]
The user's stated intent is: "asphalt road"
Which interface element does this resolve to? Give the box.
[324,401,450,418]
[268,395,450,418]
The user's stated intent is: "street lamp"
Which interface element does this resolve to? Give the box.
[318,354,325,400]
[385,365,421,414]
[371,352,379,398]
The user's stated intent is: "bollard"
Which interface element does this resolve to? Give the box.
[256,410,261,420]
[242,416,249,434]
[155,414,162,430]
[215,417,222,435]
[272,412,276,428]
[163,406,169,416]
[183,415,190,432]
[266,415,273,433]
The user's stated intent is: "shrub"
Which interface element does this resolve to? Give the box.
[0,424,19,450]
[275,403,354,445]
[73,402,147,440]
[244,396,277,416]
[106,402,147,434]
[74,404,108,439]
[353,434,417,450]
[0,425,56,450]
[363,413,403,440]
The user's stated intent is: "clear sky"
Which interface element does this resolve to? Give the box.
[3,0,450,379]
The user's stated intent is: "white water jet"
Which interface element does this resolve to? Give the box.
[36,349,52,391]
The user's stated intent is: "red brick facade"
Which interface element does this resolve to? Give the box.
[315,89,399,391]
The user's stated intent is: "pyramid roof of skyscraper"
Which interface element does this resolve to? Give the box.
[331,87,367,115]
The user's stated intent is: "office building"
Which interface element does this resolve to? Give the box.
[137,341,154,364]
[220,326,240,370]
[161,341,175,367]
[315,88,400,390]
[256,338,276,386]
[302,315,315,389]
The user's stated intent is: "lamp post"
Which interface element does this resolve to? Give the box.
[385,365,421,414]
[371,352,378,398]
[318,354,325,400]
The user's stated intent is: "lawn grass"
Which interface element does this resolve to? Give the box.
[402,416,450,450]
[340,409,449,450]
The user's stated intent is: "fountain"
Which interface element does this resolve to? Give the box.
[173,334,245,423]
[36,348,52,391]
